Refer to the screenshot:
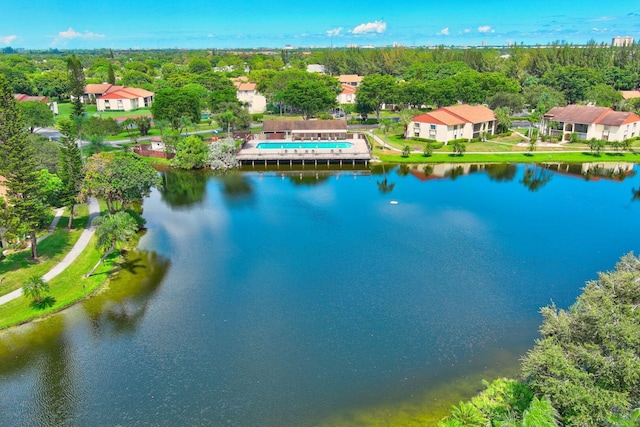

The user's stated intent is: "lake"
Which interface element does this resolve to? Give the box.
[1,162,639,426]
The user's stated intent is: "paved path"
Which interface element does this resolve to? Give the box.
[0,198,100,306]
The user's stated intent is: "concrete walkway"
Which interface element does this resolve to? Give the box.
[0,198,100,306]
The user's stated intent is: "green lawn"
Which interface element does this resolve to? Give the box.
[0,204,89,296]
[0,235,117,330]
[0,200,120,330]
[56,103,152,122]
[377,150,640,164]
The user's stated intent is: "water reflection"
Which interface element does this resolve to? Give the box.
[83,249,170,338]
[0,250,169,372]
[376,164,396,194]
[287,172,331,186]
[214,171,256,206]
[485,164,517,182]
[159,167,209,209]
[545,162,636,182]
[33,332,76,426]
[521,165,553,192]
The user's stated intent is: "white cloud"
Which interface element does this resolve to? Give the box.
[207,34,214,38]
[0,35,17,45]
[52,27,104,45]
[326,27,343,37]
[478,25,495,33]
[57,27,104,40]
[437,27,450,36]
[462,28,471,33]
[351,21,387,35]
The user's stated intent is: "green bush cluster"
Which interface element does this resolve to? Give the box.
[449,138,471,144]
[412,137,438,144]
[440,253,640,426]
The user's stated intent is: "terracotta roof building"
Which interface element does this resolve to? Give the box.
[407,104,497,143]
[338,75,363,87]
[543,105,640,142]
[96,87,154,112]
[234,81,266,114]
[337,83,357,104]
[621,90,640,100]
[14,93,59,115]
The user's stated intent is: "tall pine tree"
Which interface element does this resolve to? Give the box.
[107,63,116,85]
[67,54,85,119]
[0,75,48,259]
[57,118,84,229]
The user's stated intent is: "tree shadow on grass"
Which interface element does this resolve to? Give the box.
[30,296,56,310]
[90,254,146,278]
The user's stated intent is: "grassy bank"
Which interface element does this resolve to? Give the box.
[0,204,89,296]
[0,235,117,329]
[376,150,640,164]
[0,202,119,330]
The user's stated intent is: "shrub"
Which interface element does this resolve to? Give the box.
[449,138,470,144]
[251,113,264,122]
[412,137,438,144]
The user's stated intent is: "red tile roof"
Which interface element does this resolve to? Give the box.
[237,83,257,91]
[98,87,154,100]
[339,74,363,83]
[412,104,495,126]
[545,105,640,126]
[14,94,50,103]
[621,90,640,100]
[340,83,356,95]
[545,105,610,124]
[85,83,122,95]
[597,111,640,126]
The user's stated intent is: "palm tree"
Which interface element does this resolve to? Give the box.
[445,401,488,427]
[498,397,559,427]
[520,397,559,427]
[86,212,139,277]
[453,141,466,156]
[154,119,169,138]
[23,275,50,306]
[609,408,640,426]
[398,109,417,138]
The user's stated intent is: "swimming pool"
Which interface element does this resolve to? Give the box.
[256,141,353,149]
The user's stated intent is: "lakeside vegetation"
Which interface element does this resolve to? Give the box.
[438,253,640,426]
[2,44,640,424]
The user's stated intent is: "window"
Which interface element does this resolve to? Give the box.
[430,124,436,130]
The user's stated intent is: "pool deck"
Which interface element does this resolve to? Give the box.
[237,135,372,166]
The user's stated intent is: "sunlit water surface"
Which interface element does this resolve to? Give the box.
[1,163,639,426]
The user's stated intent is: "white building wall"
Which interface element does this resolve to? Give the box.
[237,91,266,114]
[337,93,356,104]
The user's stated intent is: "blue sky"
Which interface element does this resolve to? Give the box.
[1,1,639,49]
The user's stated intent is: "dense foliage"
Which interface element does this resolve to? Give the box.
[440,253,640,426]
[2,42,637,116]
[79,151,161,214]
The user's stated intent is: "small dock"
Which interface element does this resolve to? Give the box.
[237,134,372,167]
